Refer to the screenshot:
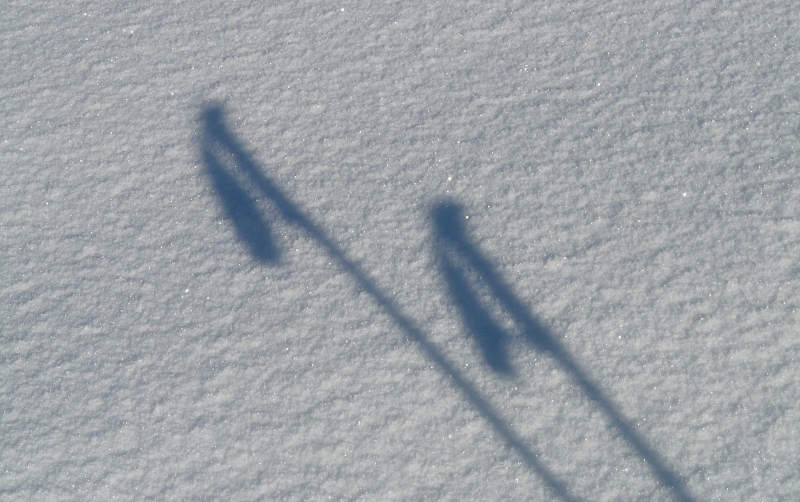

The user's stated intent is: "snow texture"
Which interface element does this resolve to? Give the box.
[2,1,799,500]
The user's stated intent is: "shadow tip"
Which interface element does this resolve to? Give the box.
[252,246,281,264]
[200,101,226,127]
[431,199,466,240]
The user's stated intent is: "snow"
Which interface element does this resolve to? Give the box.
[2,1,798,500]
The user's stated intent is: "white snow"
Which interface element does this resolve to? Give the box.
[2,1,798,500]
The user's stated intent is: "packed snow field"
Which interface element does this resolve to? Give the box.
[2,1,798,500]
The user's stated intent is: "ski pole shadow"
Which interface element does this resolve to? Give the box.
[432,201,696,502]
[199,103,581,502]
[201,107,279,262]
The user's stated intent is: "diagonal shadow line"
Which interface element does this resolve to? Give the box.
[199,103,581,502]
[433,202,696,502]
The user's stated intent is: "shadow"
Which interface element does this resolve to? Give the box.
[199,103,580,502]
[432,201,695,502]
[201,107,279,262]
[439,254,514,374]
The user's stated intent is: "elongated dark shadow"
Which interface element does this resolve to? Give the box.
[199,103,580,502]
[433,202,695,502]
[203,146,279,262]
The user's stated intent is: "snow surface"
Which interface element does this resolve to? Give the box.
[2,1,799,500]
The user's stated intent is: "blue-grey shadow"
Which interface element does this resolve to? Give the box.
[199,103,581,502]
[202,107,279,262]
[432,201,695,502]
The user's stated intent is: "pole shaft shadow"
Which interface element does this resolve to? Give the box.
[200,105,580,502]
[433,202,695,502]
